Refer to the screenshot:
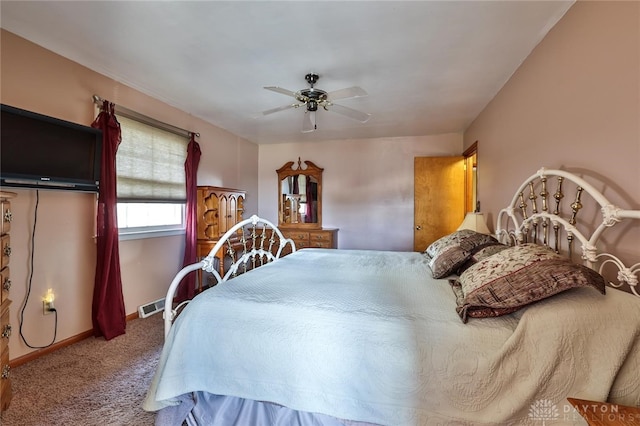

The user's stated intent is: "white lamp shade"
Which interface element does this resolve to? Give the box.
[456,212,491,234]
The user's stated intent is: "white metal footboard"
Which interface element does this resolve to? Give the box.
[163,215,296,338]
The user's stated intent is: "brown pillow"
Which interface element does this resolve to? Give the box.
[425,229,502,279]
[450,244,606,323]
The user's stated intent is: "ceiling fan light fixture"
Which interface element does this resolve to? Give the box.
[302,110,316,133]
[262,73,370,132]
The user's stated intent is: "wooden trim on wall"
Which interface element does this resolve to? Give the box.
[462,141,478,213]
[462,140,478,158]
[10,312,141,368]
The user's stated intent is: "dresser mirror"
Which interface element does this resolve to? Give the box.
[277,158,323,229]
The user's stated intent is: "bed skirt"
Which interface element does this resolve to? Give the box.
[155,392,380,426]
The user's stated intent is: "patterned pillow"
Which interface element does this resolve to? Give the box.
[450,244,606,323]
[425,229,502,279]
[455,243,509,276]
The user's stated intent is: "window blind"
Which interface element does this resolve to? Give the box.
[117,115,187,202]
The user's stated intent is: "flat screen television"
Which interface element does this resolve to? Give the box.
[1,104,102,192]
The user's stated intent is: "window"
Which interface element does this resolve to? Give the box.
[116,115,188,238]
[117,203,184,232]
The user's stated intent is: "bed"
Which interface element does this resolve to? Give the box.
[143,168,640,425]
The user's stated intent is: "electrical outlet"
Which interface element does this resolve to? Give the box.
[43,288,55,315]
[43,300,54,315]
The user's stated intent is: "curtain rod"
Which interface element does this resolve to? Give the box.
[92,95,200,138]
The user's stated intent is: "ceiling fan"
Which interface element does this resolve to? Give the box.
[262,73,371,133]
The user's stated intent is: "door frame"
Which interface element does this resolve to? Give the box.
[462,141,478,213]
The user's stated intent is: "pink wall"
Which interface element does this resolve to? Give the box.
[464,1,639,266]
[258,134,463,250]
[0,30,258,360]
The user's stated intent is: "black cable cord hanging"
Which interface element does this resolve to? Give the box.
[19,190,58,349]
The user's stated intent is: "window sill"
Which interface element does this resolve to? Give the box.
[118,228,185,241]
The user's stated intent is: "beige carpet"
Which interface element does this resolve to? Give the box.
[0,313,164,426]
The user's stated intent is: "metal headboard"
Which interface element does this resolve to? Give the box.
[496,168,640,297]
[162,215,296,337]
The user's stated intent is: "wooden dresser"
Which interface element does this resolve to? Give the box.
[281,228,338,255]
[0,191,15,412]
[196,186,246,287]
[275,158,338,256]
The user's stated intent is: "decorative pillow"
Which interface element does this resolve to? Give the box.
[425,229,502,279]
[450,244,606,323]
[455,243,509,276]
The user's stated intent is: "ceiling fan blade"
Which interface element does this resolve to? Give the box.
[264,86,298,98]
[262,103,299,116]
[302,110,316,133]
[327,86,368,101]
[328,103,371,123]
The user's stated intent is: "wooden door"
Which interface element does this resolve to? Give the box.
[414,157,465,251]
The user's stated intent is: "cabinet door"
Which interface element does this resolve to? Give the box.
[197,187,246,239]
[226,194,238,234]
[218,195,229,234]
[414,157,465,251]
[198,188,220,240]
[235,195,245,224]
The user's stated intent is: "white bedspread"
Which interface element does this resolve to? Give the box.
[144,249,640,425]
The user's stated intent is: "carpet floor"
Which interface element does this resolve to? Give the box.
[0,313,164,426]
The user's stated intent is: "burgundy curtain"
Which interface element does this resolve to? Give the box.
[91,101,126,340]
[176,133,201,303]
[305,181,314,223]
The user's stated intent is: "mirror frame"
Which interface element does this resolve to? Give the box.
[277,158,323,229]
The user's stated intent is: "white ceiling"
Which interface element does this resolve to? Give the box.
[0,1,573,145]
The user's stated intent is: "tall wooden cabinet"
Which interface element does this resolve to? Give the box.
[196,186,245,241]
[196,187,246,286]
[0,191,15,412]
